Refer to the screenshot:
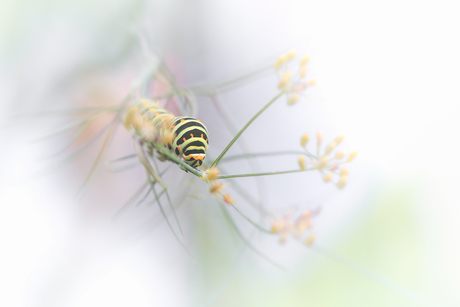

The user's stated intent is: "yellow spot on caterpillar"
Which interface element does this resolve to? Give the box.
[183,137,186,142]
[149,107,154,111]
[181,119,185,123]
[201,134,203,138]
[190,133,193,137]
[172,126,176,129]
[155,113,160,116]
[178,146,181,151]
[197,120,201,122]
[206,139,208,142]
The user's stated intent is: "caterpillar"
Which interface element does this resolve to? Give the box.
[123,99,209,168]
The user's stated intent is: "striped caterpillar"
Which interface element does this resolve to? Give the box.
[123,99,209,169]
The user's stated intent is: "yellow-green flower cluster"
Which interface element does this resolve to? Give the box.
[274,50,317,105]
[204,167,234,205]
[298,131,357,189]
[270,211,315,245]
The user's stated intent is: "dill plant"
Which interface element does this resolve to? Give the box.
[45,45,358,268]
[6,33,430,307]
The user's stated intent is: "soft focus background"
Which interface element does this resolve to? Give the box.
[1,0,460,306]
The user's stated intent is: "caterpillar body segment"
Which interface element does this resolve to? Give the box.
[123,99,209,169]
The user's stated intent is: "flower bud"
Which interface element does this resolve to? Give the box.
[317,130,323,146]
[329,163,339,171]
[300,67,308,78]
[223,193,234,205]
[337,175,348,189]
[274,54,288,70]
[301,134,309,147]
[278,71,292,89]
[325,141,338,155]
[317,156,328,169]
[204,167,220,181]
[334,134,345,145]
[209,181,225,194]
[287,49,297,60]
[305,234,315,246]
[339,168,348,176]
[300,55,311,67]
[287,93,299,105]
[346,150,358,162]
[298,155,306,170]
[334,150,345,160]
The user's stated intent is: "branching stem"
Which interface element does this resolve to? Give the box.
[211,91,285,168]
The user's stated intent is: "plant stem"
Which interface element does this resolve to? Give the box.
[153,142,204,178]
[218,168,314,179]
[220,150,309,163]
[211,91,285,168]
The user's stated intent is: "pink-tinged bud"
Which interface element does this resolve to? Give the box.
[223,193,234,205]
[209,181,225,194]
[329,163,339,171]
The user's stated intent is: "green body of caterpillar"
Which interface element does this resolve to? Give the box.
[123,99,209,168]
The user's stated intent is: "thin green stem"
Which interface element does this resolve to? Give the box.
[219,203,286,271]
[30,116,94,142]
[107,154,137,164]
[113,181,149,220]
[153,142,203,178]
[211,91,285,168]
[230,203,272,233]
[135,185,153,207]
[109,161,140,173]
[191,64,272,95]
[220,150,308,163]
[151,156,184,239]
[152,184,194,262]
[218,168,314,179]
[145,189,166,206]
[209,94,269,225]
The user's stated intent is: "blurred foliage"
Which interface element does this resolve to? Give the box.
[191,181,427,307]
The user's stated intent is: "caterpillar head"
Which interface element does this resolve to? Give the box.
[183,153,206,168]
[172,117,209,169]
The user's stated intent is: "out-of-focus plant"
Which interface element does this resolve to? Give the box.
[40,43,357,267]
